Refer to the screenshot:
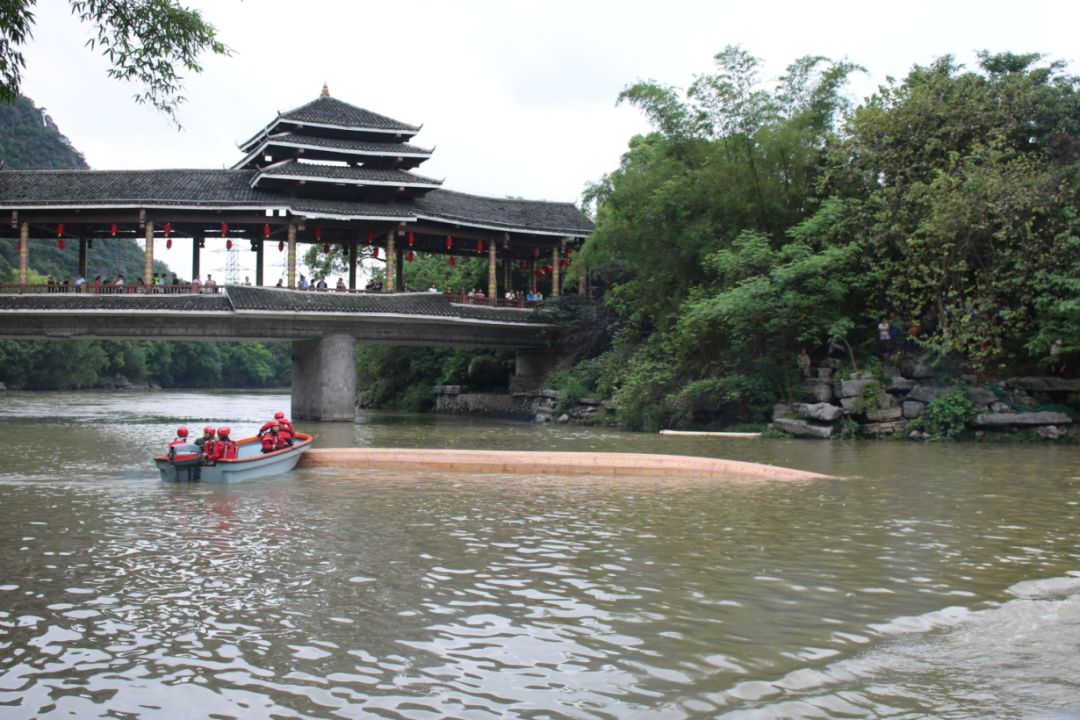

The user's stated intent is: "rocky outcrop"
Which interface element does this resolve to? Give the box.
[772,364,1077,441]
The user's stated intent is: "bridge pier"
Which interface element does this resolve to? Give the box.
[291,334,357,421]
[509,350,557,395]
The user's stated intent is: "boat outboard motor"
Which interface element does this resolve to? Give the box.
[167,442,203,482]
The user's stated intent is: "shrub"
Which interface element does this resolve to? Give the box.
[914,387,978,440]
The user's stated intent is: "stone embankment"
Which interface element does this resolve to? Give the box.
[772,360,1078,440]
[433,385,616,424]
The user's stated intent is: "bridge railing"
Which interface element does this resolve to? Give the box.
[0,283,221,295]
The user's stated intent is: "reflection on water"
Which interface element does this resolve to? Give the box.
[0,390,1079,718]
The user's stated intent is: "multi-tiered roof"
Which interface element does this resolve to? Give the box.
[0,86,593,264]
[236,86,441,199]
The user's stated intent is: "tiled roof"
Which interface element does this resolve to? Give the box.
[260,133,431,155]
[0,170,592,236]
[280,96,420,133]
[255,161,441,187]
[0,169,278,207]
[415,190,593,235]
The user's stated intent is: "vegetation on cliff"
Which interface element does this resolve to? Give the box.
[565,48,1080,430]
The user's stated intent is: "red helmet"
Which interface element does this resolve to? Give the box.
[217,426,231,437]
[176,426,189,437]
[203,425,215,434]
[274,411,285,419]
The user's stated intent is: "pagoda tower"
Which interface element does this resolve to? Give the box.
[234,84,441,203]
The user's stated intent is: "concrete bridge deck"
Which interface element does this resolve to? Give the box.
[0,285,551,348]
[0,286,557,421]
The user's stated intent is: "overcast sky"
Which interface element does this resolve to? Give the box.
[15,0,1080,281]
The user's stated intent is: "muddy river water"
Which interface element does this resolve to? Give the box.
[0,390,1078,718]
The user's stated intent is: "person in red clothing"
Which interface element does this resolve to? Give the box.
[168,426,189,448]
[207,426,238,462]
[260,422,282,454]
[272,411,295,446]
[273,411,295,439]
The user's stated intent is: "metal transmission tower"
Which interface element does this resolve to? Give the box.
[224,245,240,284]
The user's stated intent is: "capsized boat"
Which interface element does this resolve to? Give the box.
[154,432,313,483]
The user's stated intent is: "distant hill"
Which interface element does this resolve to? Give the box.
[0,95,170,281]
[0,95,88,170]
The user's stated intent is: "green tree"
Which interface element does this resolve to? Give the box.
[1,0,229,125]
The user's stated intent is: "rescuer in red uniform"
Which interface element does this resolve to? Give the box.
[207,426,238,462]
[168,426,189,448]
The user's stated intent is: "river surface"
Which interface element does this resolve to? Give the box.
[0,390,1078,719]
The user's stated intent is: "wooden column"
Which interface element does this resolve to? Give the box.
[255,240,264,286]
[348,240,358,290]
[395,243,404,291]
[143,222,154,287]
[384,231,396,292]
[487,238,497,300]
[192,236,202,282]
[287,223,297,288]
[551,245,561,298]
[18,222,28,288]
[78,238,88,279]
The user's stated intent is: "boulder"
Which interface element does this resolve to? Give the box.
[816,367,834,380]
[965,387,999,408]
[974,411,1074,427]
[885,376,917,394]
[840,396,866,413]
[839,378,876,398]
[1035,425,1067,440]
[866,406,903,422]
[902,400,925,419]
[433,385,462,395]
[1005,377,1080,392]
[907,385,951,404]
[794,402,843,422]
[802,378,835,403]
[861,419,909,437]
[772,403,793,421]
[772,418,835,439]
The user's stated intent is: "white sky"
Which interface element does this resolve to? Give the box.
[16,0,1080,281]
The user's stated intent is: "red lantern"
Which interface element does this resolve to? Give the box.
[56,223,64,237]
[518,260,526,270]
[545,264,553,273]
[372,247,379,258]
[315,227,322,241]
[263,223,271,238]
[535,269,544,277]
[220,223,229,237]
[445,235,453,250]
[406,250,414,262]
[407,232,415,246]
[367,230,375,244]
[166,238,173,249]
[57,238,65,250]
[322,243,330,254]
[226,238,233,250]
[449,255,456,266]
[278,240,285,252]
[110,223,118,237]
[164,222,172,237]
[475,239,483,253]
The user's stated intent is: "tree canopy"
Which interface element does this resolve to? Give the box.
[0,0,228,125]
[569,47,1080,430]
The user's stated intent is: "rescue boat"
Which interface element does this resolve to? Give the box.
[154,432,314,483]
